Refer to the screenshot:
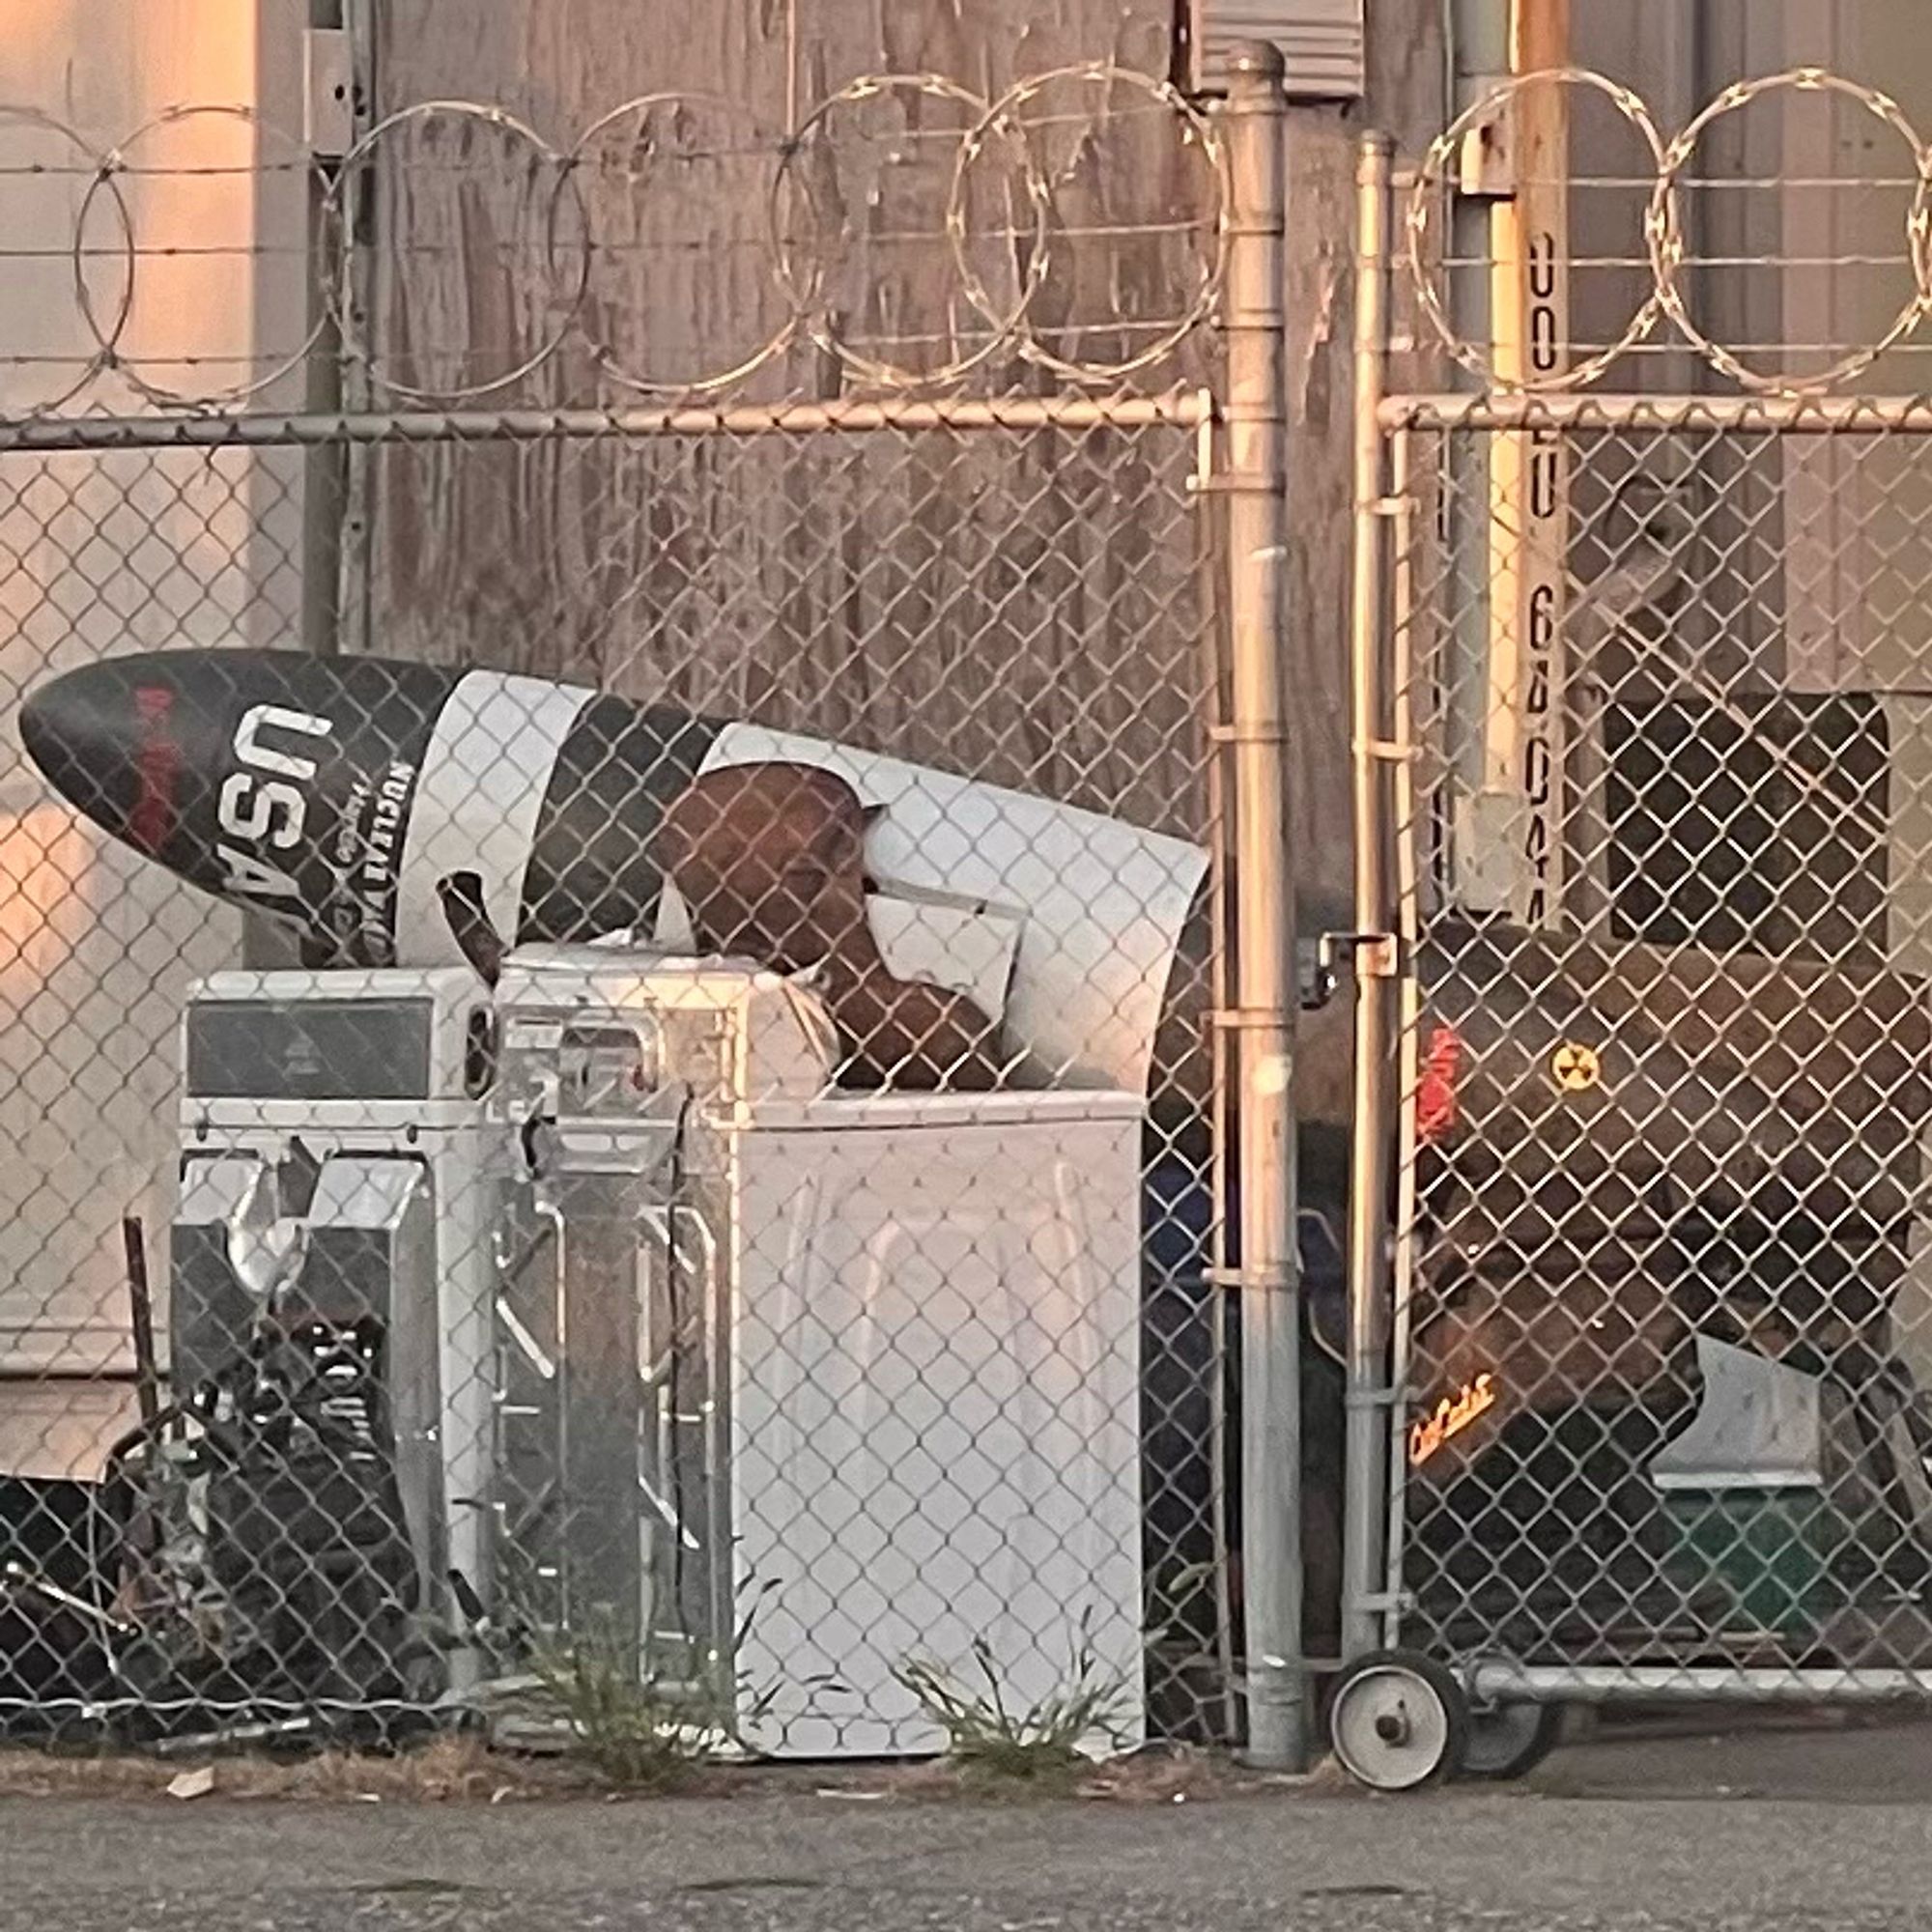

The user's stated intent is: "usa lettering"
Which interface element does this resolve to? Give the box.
[215,704,331,903]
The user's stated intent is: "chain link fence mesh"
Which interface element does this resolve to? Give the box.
[1391,402,1932,1686]
[1334,62,1932,1735]
[0,63,1255,1759]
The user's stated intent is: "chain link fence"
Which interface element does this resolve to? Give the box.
[1388,401,1932,1685]
[1343,66,1932,1776]
[0,58,1290,1761]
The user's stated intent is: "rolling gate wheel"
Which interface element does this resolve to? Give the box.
[1459,1679,1568,1782]
[1324,1652,1467,1790]
[1324,1651,1567,1789]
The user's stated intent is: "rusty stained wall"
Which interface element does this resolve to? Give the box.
[367,0,1202,405]
[365,0,1443,911]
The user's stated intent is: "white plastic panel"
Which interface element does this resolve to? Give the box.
[865,893,1023,1023]
[306,1155,429,1232]
[1651,1337,1824,1492]
[704,723,1206,1094]
[728,1098,1145,1757]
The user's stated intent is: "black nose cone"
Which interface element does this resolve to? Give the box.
[18,648,462,957]
[19,652,224,861]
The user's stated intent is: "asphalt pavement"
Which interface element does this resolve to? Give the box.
[10,1719,1932,1931]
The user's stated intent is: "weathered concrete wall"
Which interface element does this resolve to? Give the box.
[0,1,305,1463]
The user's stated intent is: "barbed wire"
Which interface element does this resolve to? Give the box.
[1407,66,1932,398]
[0,64,1225,421]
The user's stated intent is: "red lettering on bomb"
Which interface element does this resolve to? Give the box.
[1415,1025,1462,1145]
[128,686,180,855]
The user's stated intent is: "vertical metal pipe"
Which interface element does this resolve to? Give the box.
[1381,423,1424,1650]
[1443,0,1509,854]
[246,0,354,971]
[1194,394,1241,1745]
[122,1215,161,1429]
[1219,41,1302,1772]
[335,0,378,663]
[1341,132,1397,1665]
[301,0,351,663]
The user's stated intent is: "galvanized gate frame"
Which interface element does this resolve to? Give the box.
[1343,93,1932,1751]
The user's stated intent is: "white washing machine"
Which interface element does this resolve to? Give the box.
[489,949,1148,1758]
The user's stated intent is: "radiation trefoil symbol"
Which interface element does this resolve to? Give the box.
[1550,1041,1602,1094]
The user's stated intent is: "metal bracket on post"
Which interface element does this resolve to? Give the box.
[1301,931,1402,1012]
[1455,75,1517,199]
[303,27,357,160]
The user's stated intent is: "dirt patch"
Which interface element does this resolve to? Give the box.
[791,1745,1334,1806]
[0,1738,1340,1805]
[0,1733,590,1803]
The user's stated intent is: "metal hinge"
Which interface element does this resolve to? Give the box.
[1301,930,1401,1011]
[1455,73,1516,200]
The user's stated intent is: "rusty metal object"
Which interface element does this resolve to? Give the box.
[1417,923,1932,1240]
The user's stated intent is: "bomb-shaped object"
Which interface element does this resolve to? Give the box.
[21,649,1209,1098]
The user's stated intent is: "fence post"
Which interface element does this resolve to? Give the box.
[1220,39,1304,1772]
[1342,131,1397,1663]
